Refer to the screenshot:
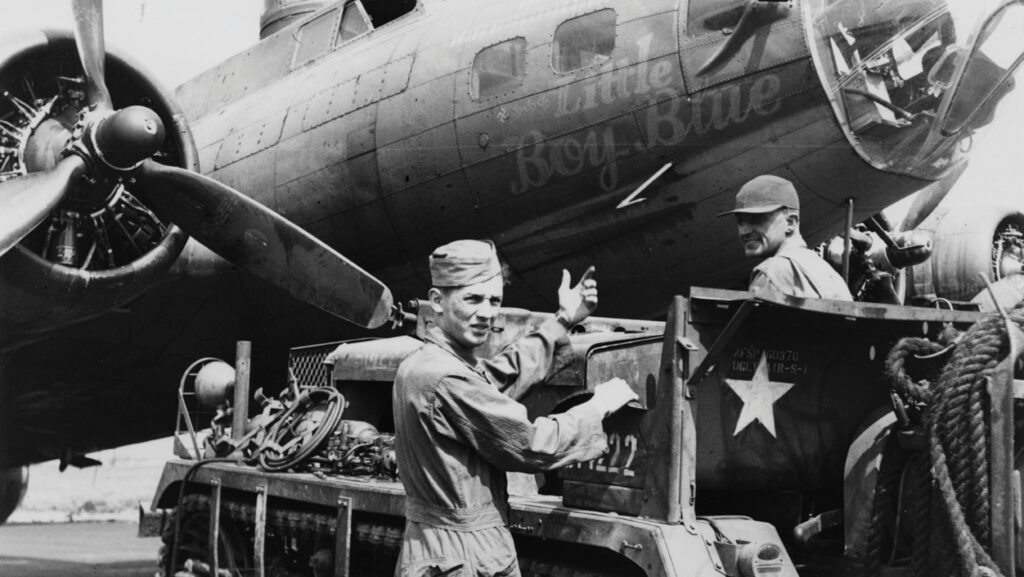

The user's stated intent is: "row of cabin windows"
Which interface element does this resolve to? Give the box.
[295,4,617,101]
[472,9,617,100]
[469,0,781,100]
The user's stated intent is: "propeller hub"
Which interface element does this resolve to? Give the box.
[90,105,166,171]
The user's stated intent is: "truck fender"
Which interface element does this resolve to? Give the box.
[842,407,897,561]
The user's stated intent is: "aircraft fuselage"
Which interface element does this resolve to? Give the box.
[3,0,1008,468]
[178,0,927,317]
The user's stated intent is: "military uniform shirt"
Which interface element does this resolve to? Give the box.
[750,242,853,300]
[392,318,608,577]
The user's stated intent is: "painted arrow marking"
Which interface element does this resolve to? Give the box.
[616,162,673,209]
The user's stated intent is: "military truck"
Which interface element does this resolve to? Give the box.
[143,287,1022,577]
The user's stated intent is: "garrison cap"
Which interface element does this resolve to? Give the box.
[429,239,502,288]
[717,175,800,217]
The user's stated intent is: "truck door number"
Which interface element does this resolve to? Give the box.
[589,432,639,477]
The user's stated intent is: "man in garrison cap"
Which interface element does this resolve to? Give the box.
[392,239,638,577]
[719,175,853,300]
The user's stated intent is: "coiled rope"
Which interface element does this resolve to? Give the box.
[874,304,1024,577]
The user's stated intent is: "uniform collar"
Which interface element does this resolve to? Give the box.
[774,234,808,257]
[424,325,486,375]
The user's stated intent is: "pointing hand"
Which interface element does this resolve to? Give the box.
[556,266,597,327]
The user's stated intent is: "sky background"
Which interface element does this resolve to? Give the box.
[1,1,1022,518]
[0,0,263,87]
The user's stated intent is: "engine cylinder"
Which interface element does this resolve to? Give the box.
[910,204,1024,302]
[0,32,197,348]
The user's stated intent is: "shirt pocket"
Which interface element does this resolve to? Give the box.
[403,558,466,577]
[491,559,519,577]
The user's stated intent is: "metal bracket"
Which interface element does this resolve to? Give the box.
[210,480,222,577]
[986,306,1024,575]
[676,336,698,351]
[1013,379,1024,400]
[335,496,352,577]
[687,299,756,387]
[254,483,268,577]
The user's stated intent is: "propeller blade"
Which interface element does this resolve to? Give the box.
[898,161,967,231]
[0,156,86,257]
[133,160,394,329]
[71,0,112,110]
[899,184,950,232]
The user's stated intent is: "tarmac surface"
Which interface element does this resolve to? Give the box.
[0,521,162,577]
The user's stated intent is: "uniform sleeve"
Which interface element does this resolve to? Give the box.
[482,317,573,400]
[749,267,771,293]
[750,257,803,299]
[749,265,786,298]
[431,372,607,473]
[751,253,852,300]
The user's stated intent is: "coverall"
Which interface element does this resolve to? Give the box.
[750,242,853,300]
[392,318,608,577]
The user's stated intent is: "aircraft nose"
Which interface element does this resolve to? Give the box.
[934,3,1022,136]
[802,0,1022,181]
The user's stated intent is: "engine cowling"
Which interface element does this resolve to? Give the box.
[0,466,28,525]
[908,203,1024,303]
[0,30,195,347]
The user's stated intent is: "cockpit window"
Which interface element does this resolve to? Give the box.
[941,3,1023,135]
[805,0,1020,179]
[472,38,527,100]
[360,0,417,28]
[552,9,617,73]
[829,5,955,132]
[337,1,371,45]
[293,8,340,66]
[293,1,418,67]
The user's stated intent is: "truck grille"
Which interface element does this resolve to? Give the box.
[288,341,342,388]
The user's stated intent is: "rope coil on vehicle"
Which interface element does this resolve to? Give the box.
[886,336,948,406]
[874,304,1024,577]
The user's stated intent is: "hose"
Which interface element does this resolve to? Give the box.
[167,457,244,575]
[253,387,346,472]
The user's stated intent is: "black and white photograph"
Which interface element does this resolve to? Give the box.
[1,1,1022,575]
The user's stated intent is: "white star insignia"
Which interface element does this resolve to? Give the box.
[725,353,794,438]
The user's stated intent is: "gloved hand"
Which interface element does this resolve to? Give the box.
[588,377,639,418]
[556,266,597,327]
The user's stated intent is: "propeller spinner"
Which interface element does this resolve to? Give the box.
[0,0,393,329]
